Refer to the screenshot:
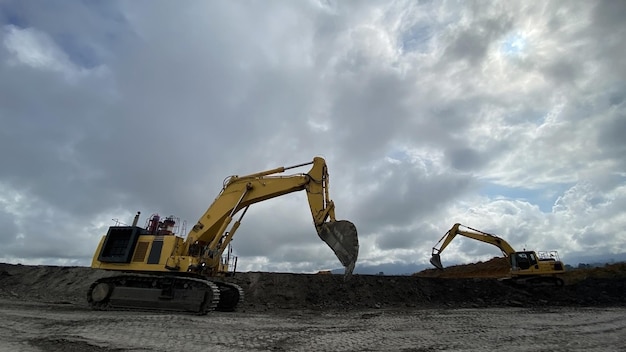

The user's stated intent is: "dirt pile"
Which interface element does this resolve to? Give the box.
[0,263,117,303]
[415,257,510,279]
[1,262,625,312]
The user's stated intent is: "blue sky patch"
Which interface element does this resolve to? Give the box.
[387,149,410,162]
[501,32,526,57]
[400,24,433,54]
[480,182,573,213]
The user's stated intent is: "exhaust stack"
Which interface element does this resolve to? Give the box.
[131,211,141,227]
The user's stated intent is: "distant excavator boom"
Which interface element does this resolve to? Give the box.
[430,223,515,269]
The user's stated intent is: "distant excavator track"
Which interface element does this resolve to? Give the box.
[87,274,244,315]
[498,275,565,288]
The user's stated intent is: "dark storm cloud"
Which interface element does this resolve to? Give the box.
[329,72,414,162]
[0,63,123,219]
[445,147,486,171]
[583,1,626,83]
[0,209,19,244]
[442,7,513,64]
[540,60,581,85]
[352,162,477,233]
[597,112,626,155]
[375,226,431,251]
[592,0,626,33]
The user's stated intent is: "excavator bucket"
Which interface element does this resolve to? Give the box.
[317,220,359,277]
[430,254,444,270]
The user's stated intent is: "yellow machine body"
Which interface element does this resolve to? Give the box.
[91,234,232,275]
[87,157,359,314]
[430,223,565,286]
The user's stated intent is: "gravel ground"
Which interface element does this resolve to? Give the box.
[0,262,625,351]
[1,299,625,352]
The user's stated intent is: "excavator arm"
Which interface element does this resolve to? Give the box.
[430,223,516,269]
[180,157,359,276]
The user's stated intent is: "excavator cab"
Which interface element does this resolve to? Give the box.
[511,252,536,270]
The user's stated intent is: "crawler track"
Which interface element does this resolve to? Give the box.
[213,281,245,312]
[499,275,565,288]
[87,274,223,315]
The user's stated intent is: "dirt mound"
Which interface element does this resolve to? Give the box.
[1,262,625,312]
[415,257,510,278]
[562,262,626,282]
[0,263,117,303]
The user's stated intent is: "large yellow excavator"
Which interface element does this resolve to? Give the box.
[88,157,359,314]
[430,223,565,286]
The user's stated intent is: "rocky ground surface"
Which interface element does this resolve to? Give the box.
[1,258,625,311]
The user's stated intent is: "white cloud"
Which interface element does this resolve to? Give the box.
[3,24,109,83]
[3,25,69,71]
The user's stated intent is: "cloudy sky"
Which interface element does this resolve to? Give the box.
[1,1,625,274]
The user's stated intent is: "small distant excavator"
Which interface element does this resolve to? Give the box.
[88,157,359,314]
[430,223,565,286]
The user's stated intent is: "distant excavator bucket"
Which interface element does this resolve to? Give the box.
[430,254,444,270]
[317,220,359,277]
